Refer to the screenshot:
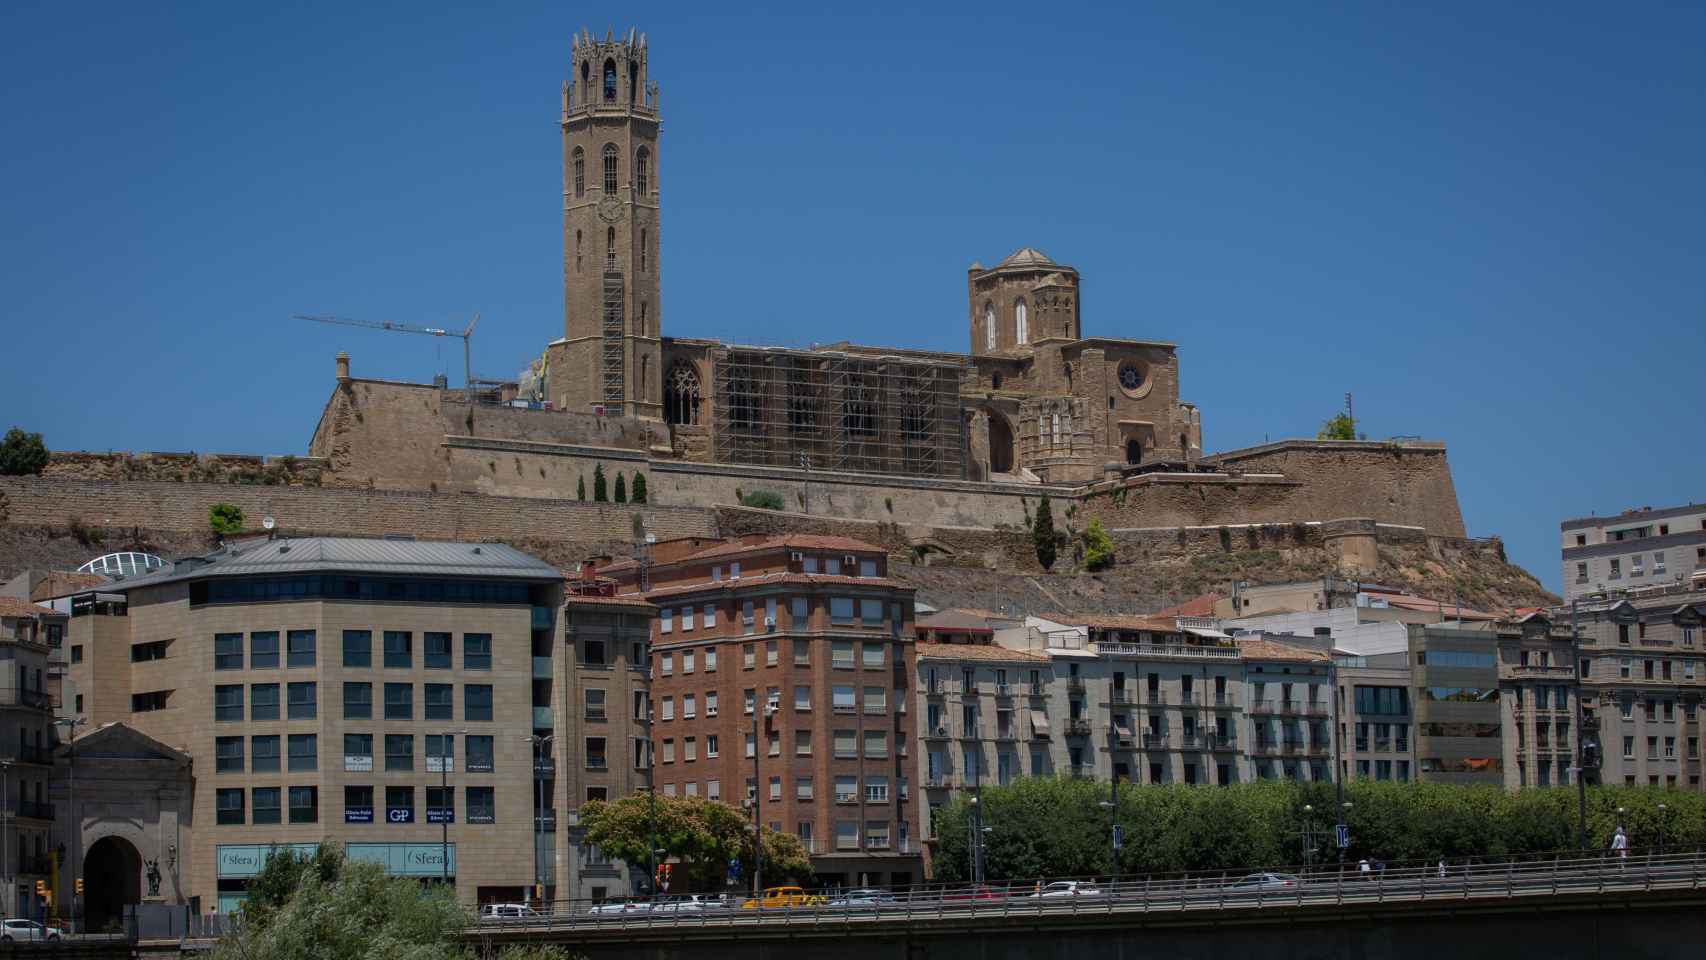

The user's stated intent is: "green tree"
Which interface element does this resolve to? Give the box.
[614,473,628,503]
[593,463,608,502]
[580,794,811,893]
[209,502,245,535]
[1318,412,1356,440]
[239,844,346,932]
[0,427,49,476]
[631,471,648,504]
[740,489,785,511]
[213,858,464,960]
[1032,494,1057,570]
[1082,518,1114,571]
[577,476,586,501]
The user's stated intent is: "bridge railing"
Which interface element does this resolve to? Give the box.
[466,846,1705,934]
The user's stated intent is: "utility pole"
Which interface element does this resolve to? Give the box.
[646,707,657,899]
[1571,599,1589,849]
[522,734,552,907]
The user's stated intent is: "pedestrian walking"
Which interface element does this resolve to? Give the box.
[1611,826,1629,862]
[1438,858,1447,879]
[1359,858,1371,880]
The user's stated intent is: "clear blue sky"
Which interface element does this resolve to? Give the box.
[4,1,1702,594]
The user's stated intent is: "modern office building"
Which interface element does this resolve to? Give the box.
[48,535,573,918]
[1408,622,1503,785]
[1561,503,1706,604]
[613,534,924,888]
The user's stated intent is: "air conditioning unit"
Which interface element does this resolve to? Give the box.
[790,551,805,563]
[1118,737,1134,748]
[935,725,949,737]
[763,616,777,627]
[706,706,718,716]
[843,555,858,567]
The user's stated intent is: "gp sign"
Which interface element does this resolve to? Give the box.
[388,807,415,824]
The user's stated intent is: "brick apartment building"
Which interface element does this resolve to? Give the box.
[610,535,924,888]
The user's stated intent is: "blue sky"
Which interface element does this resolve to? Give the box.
[3,1,1702,594]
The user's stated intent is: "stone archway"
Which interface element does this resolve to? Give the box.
[1125,437,1142,465]
[988,414,1015,474]
[84,835,142,933]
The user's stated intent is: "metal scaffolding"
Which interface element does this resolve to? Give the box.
[601,269,626,406]
[712,347,965,479]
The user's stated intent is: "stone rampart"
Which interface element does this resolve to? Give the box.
[41,451,329,486]
[1201,439,1466,537]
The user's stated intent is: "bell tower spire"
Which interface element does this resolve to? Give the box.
[555,26,662,418]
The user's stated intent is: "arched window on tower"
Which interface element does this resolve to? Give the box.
[640,228,648,273]
[572,148,585,197]
[628,61,638,105]
[983,302,995,350]
[665,363,702,426]
[575,230,583,273]
[605,226,616,271]
[603,59,617,102]
[1014,299,1028,345]
[602,144,618,193]
[580,60,590,103]
[640,301,649,336]
[636,147,650,196]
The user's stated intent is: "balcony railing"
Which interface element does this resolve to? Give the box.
[1250,700,1299,716]
[1208,734,1237,751]
[1281,738,1304,755]
[0,689,53,711]
[1096,642,1239,662]
[1142,731,1166,748]
[1510,664,1576,678]
[1108,690,1135,706]
[584,757,608,771]
[1178,732,1202,748]
[1068,765,1094,780]
[1067,678,1086,693]
[1065,719,1093,737]
[3,745,52,765]
[16,856,51,876]
[17,800,54,821]
[1147,689,1167,705]
[1180,691,1197,706]
[1300,701,1328,716]
[1213,692,1233,707]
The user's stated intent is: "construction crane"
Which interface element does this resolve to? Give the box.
[295,313,479,388]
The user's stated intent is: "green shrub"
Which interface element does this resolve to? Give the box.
[741,490,785,510]
[209,503,245,535]
[1083,518,1115,571]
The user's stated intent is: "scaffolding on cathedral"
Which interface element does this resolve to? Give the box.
[710,347,966,480]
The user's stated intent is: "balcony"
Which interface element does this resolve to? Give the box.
[1106,690,1135,706]
[1253,739,1279,755]
[17,800,53,821]
[1146,689,1167,705]
[1250,700,1298,716]
[1355,740,1370,752]
[3,745,52,765]
[1212,692,1234,708]
[925,681,949,698]
[0,689,53,711]
[16,856,51,876]
[1067,678,1086,693]
[1096,642,1239,662]
[924,774,953,789]
[1510,664,1576,678]
[1142,731,1167,749]
[1068,765,1094,780]
[1281,738,1304,755]
[1179,690,1197,707]
[925,725,953,740]
[1065,719,1093,737]
[994,727,1019,742]
[993,683,1017,699]
[1300,701,1328,716]
[1208,734,1237,752]
[1178,732,1202,748]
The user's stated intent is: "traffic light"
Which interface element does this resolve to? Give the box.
[34,880,46,899]
[75,878,84,896]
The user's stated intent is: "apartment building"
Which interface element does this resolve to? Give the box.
[1562,503,1706,604]
[1240,637,1334,783]
[1495,613,1581,790]
[0,598,61,919]
[1410,622,1503,785]
[1333,653,1414,784]
[1571,588,1706,789]
[616,535,923,888]
[50,536,569,915]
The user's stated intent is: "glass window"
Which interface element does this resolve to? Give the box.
[343,733,372,766]
[832,641,854,668]
[343,630,371,668]
[216,788,244,825]
[384,631,412,669]
[705,648,717,672]
[345,785,373,822]
[466,684,494,722]
[860,599,883,625]
[791,597,808,624]
[864,776,889,802]
[834,729,857,758]
[831,598,856,624]
[250,683,279,721]
[287,629,316,668]
[425,632,452,669]
[251,735,280,772]
[215,736,244,773]
[386,734,414,771]
[864,686,886,713]
[703,603,716,628]
[343,682,372,719]
[795,685,811,710]
[833,686,855,712]
[252,787,282,825]
[215,684,244,722]
[214,633,244,670]
[425,683,454,721]
[287,682,316,720]
[384,682,413,720]
[466,735,495,772]
[250,631,279,669]
[386,786,414,822]
[864,730,888,758]
[862,643,885,669]
[463,633,492,670]
[288,733,317,771]
[426,734,455,770]
[661,608,673,634]
[797,777,813,800]
[467,786,495,824]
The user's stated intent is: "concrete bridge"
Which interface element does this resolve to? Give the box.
[465,853,1706,960]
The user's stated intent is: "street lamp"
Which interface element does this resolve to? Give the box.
[750,699,776,898]
[521,734,553,907]
[1099,788,1120,892]
[1658,803,1669,857]
[53,717,87,931]
[1302,804,1315,870]
[437,729,466,886]
[1569,597,1590,850]
[967,792,986,884]
[645,706,658,900]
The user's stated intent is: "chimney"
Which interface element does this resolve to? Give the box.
[335,352,351,383]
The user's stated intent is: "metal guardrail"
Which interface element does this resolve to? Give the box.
[465,847,1706,936]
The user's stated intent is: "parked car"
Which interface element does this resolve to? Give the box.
[741,886,828,909]
[648,894,729,913]
[1224,872,1300,890]
[1028,881,1103,898]
[943,884,1007,901]
[0,919,60,943]
[585,898,648,916]
[478,902,542,922]
[826,888,898,908]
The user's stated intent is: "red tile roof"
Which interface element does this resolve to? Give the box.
[0,598,58,619]
[915,642,1049,663]
[1045,613,1182,633]
[1155,593,1222,618]
[637,571,912,601]
[1235,637,1329,663]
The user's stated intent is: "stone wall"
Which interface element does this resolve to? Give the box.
[1202,439,1466,537]
[0,477,716,545]
[41,451,328,486]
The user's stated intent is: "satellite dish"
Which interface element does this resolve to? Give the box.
[262,516,276,530]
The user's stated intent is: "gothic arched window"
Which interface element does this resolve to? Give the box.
[605,226,616,270]
[580,60,590,103]
[628,61,638,105]
[666,363,702,426]
[640,301,649,336]
[572,148,585,197]
[983,302,995,350]
[636,147,650,196]
[602,144,618,193]
[575,229,582,273]
[640,228,648,273]
[1014,298,1028,345]
[603,59,617,102]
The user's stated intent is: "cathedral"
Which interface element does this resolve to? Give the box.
[543,29,1201,485]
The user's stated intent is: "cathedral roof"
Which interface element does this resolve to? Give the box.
[995,247,1056,268]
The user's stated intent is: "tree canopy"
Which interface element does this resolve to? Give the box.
[0,427,48,476]
[208,502,245,535]
[592,463,608,502]
[1317,412,1356,440]
[579,794,811,892]
[1082,518,1114,571]
[1032,495,1057,570]
[631,471,648,503]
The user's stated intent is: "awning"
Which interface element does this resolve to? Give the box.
[1029,710,1050,735]
[1185,626,1232,640]
[1113,716,1134,737]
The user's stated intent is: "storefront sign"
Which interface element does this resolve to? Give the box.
[345,843,456,877]
[345,806,374,824]
[387,806,415,824]
[425,807,455,824]
[216,843,319,878]
[344,755,373,772]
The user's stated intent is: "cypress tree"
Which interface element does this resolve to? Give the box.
[1033,494,1057,570]
[632,471,648,504]
[614,473,628,503]
[577,476,587,501]
[593,463,608,502]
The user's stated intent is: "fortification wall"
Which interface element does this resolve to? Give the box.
[41,451,328,486]
[1201,440,1466,537]
[0,477,716,544]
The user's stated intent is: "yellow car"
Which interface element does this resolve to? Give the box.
[741,886,828,909]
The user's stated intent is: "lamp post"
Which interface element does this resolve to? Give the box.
[1,759,11,919]
[1302,804,1315,871]
[1658,803,1668,857]
[437,729,466,887]
[522,734,553,907]
[53,717,86,932]
[1099,777,1119,891]
[751,700,775,898]
[1570,598,1589,849]
[645,706,657,900]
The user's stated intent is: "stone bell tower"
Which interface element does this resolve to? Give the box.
[555,27,662,418]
